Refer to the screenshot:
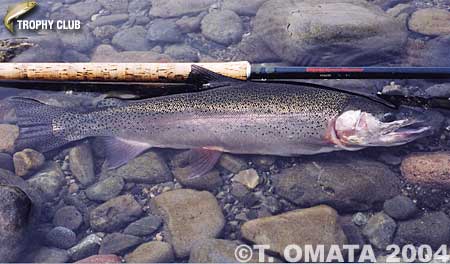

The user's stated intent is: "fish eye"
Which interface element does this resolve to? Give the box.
[381,112,396,122]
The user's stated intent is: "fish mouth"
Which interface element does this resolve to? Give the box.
[328,110,433,149]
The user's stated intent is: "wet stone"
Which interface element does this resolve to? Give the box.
[147,19,184,44]
[69,144,95,186]
[46,226,77,249]
[0,185,32,262]
[105,151,172,184]
[232,168,259,189]
[241,205,347,258]
[123,215,162,236]
[68,233,102,261]
[128,0,151,14]
[383,195,418,220]
[62,50,90,62]
[86,176,124,202]
[98,0,128,13]
[90,14,129,28]
[76,254,122,263]
[68,0,102,20]
[91,44,172,63]
[112,26,149,51]
[175,13,206,33]
[150,189,225,258]
[273,158,400,212]
[0,153,13,172]
[409,8,450,36]
[30,247,69,263]
[426,83,450,98]
[13,148,45,177]
[125,241,174,263]
[93,25,119,39]
[222,0,268,16]
[173,168,223,191]
[401,152,450,189]
[201,10,243,45]
[230,182,249,199]
[27,162,65,199]
[53,205,83,231]
[59,27,95,52]
[164,44,199,62]
[0,124,18,153]
[90,194,143,232]
[149,0,216,18]
[352,212,368,226]
[219,154,248,173]
[394,211,450,249]
[99,233,142,255]
[362,212,396,249]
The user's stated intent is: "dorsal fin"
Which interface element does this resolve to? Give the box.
[188,65,242,85]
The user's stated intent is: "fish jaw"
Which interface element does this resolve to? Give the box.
[326,110,432,149]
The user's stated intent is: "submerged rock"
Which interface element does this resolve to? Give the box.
[99,233,142,255]
[241,205,347,258]
[53,206,83,231]
[123,215,162,236]
[147,19,184,43]
[273,157,400,212]
[409,8,450,36]
[105,151,172,184]
[27,162,65,199]
[68,0,102,20]
[90,194,142,232]
[29,247,69,263]
[112,26,149,51]
[232,169,259,189]
[69,144,95,186]
[85,176,124,202]
[0,124,18,153]
[13,148,45,177]
[0,153,14,172]
[150,189,225,258]
[253,0,407,66]
[91,44,172,62]
[401,152,450,189]
[149,0,216,18]
[68,233,102,261]
[76,254,121,263]
[362,212,396,249]
[201,10,243,45]
[383,195,418,220]
[222,0,268,16]
[46,226,77,249]
[394,212,450,249]
[0,185,32,262]
[98,0,128,13]
[125,241,174,263]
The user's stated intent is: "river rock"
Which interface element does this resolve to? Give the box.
[175,13,206,33]
[241,205,347,258]
[164,44,199,62]
[222,0,268,16]
[219,154,248,173]
[91,44,172,62]
[0,124,18,153]
[147,19,184,43]
[273,158,400,212]
[46,226,77,249]
[362,212,396,249]
[232,169,259,189]
[11,35,62,62]
[99,233,142,255]
[149,0,216,18]
[105,151,172,184]
[86,176,124,201]
[90,14,129,28]
[30,247,69,263]
[128,0,151,14]
[409,8,450,36]
[401,152,450,189]
[0,185,32,262]
[68,233,102,261]
[151,189,225,257]
[13,148,45,177]
[76,254,121,263]
[189,239,274,263]
[232,34,280,63]
[123,215,162,236]
[93,25,119,39]
[98,0,128,13]
[125,241,174,263]
[253,0,407,66]
[69,144,95,186]
[53,206,83,231]
[426,83,450,98]
[201,10,243,45]
[59,27,95,52]
[173,167,223,191]
[68,0,102,20]
[90,194,142,232]
[383,195,418,220]
[394,211,450,249]
[27,162,65,199]
[408,35,450,67]
[112,26,149,51]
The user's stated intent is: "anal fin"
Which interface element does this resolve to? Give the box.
[100,137,151,169]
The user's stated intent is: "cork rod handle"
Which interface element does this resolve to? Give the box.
[0,61,251,82]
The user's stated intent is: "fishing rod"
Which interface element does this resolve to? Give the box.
[0,62,449,82]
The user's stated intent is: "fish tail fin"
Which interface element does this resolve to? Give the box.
[10,97,71,153]
[4,18,14,33]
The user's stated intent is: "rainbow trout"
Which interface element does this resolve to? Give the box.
[3,0,37,33]
[11,66,432,177]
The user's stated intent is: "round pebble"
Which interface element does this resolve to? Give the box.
[46,226,77,249]
[53,206,83,231]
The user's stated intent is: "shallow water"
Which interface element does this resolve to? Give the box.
[0,0,449,263]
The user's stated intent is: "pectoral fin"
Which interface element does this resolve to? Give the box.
[100,137,151,169]
[175,148,222,179]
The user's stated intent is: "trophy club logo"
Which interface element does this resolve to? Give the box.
[3,0,81,34]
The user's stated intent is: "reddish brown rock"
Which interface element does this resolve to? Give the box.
[409,8,450,36]
[76,254,121,263]
[13,149,45,177]
[401,152,450,188]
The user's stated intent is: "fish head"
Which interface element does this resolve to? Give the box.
[25,1,37,9]
[328,109,433,149]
